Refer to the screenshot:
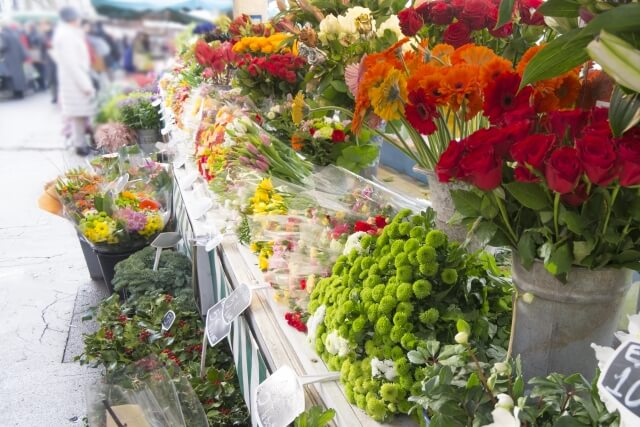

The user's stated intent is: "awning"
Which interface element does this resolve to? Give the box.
[91,0,232,20]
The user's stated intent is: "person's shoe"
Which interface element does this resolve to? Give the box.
[75,146,91,156]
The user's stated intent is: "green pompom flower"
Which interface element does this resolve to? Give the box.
[441,268,459,285]
[425,229,447,248]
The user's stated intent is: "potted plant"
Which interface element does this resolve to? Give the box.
[435,75,639,380]
[118,92,163,154]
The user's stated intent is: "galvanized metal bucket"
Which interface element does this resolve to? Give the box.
[137,128,161,154]
[511,254,632,380]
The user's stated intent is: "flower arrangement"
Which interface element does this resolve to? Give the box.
[193,39,239,85]
[118,92,163,130]
[55,168,103,215]
[94,123,137,153]
[232,33,292,54]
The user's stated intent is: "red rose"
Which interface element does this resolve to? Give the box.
[514,166,540,183]
[547,110,589,141]
[443,22,472,48]
[436,140,465,182]
[195,39,214,66]
[460,146,503,191]
[576,134,618,186]
[545,147,583,194]
[561,183,589,207]
[354,221,375,233]
[416,2,433,23]
[487,6,513,37]
[618,129,640,187]
[483,72,532,126]
[500,121,532,159]
[510,134,555,170]
[374,215,388,229]
[430,1,454,25]
[331,129,346,143]
[464,128,512,158]
[450,0,466,15]
[398,7,424,37]
[460,0,488,30]
[518,0,545,25]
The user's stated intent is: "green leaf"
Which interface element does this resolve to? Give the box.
[466,372,481,389]
[553,415,587,427]
[450,190,482,217]
[505,182,551,210]
[474,221,498,247]
[517,232,538,269]
[520,29,590,88]
[330,80,348,93]
[480,195,499,219]
[456,319,471,334]
[495,0,516,29]
[559,209,586,234]
[537,0,581,17]
[581,4,640,37]
[609,86,640,137]
[573,241,594,264]
[545,243,573,277]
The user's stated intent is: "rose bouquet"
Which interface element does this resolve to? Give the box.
[436,100,640,278]
[192,39,239,85]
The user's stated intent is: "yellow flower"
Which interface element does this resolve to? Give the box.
[250,242,259,252]
[121,191,136,201]
[291,92,305,125]
[368,69,408,121]
[258,178,274,192]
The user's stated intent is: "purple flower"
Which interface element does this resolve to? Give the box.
[118,208,147,232]
[246,143,259,156]
[255,160,269,172]
[257,154,269,165]
[259,133,271,147]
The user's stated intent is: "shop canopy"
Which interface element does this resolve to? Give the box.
[91,0,232,21]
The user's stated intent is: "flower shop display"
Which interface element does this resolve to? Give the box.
[118,91,164,151]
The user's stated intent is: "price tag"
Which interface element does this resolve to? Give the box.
[190,199,213,220]
[222,283,252,323]
[205,234,224,252]
[173,156,186,169]
[179,172,199,189]
[151,98,162,107]
[599,340,640,423]
[161,310,176,332]
[205,299,231,347]
[255,366,305,427]
[161,127,170,136]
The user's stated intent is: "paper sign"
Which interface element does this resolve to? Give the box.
[599,340,640,421]
[205,299,231,347]
[151,98,162,107]
[190,199,213,220]
[205,234,224,252]
[255,366,305,427]
[179,172,199,189]
[161,127,170,136]
[173,156,186,169]
[222,283,252,323]
[161,310,176,332]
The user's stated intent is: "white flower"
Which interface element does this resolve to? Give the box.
[344,7,375,33]
[481,407,520,427]
[494,362,511,376]
[455,331,469,345]
[266,111,276,120]
[376,15,403,40]
[329,239,344,254]
[307,305,326,345]
[342,231,367,256]
[325,330,350,357]
[318,14,341,42]
[495,394,514,410]
[371,358,398,381]
[615,313,640,344]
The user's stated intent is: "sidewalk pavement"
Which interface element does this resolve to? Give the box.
[0,93,108,426]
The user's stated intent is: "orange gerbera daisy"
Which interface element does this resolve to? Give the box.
[464,88,483,119]
[407,63,440,89]
[555,73,581,109]
[369,69,408,121]
[291,135,304,151]
[452,44,497,67]
[420,74,450,106]
[430,44,455,66]
[440,64,479,110]
[480,56,515,86]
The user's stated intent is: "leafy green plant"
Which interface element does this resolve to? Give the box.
[113,247,193,301]
[294,405,336,427]
[118,92,163,130]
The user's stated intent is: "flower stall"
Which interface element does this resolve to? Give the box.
[43,1,640,426]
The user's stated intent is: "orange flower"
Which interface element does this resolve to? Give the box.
[430,44,455,66]
[533,73,581,112]
[440,64,479,110]
[291,135,304,151]
[452,44,497,67]
[407,63,440,90]
[140,199,161,211]
[555,73,581,109]
[419,74,449,106]
[464,88,483,119]
[480,57,514,85]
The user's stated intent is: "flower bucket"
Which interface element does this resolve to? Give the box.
[137,129,161,154]
[511,254,632,380]
[413,167,469,244]
[77,234,103,281]
[94,247,141,294]
[358,135,383,180]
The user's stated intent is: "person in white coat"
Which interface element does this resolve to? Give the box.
[51,7,95,156]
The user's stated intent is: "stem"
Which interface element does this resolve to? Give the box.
[468,349,497,405]
[506,290,518,360]
[602,185,620,236]
[553,192,560,239]
[493,191,518,246]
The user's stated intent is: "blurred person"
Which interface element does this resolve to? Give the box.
[0,19,28,99]
[122,35,135,73]
[94,22,120,74]
[132,32,152,72]
[41,20,58,103]
[26,22,46,91]
[83,20,110,90]
[52,7,95,156]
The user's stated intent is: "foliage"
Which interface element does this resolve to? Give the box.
[112,247,193,301]
[308,208,513,421]
[118,92,163,130]
[293,405,336,427]
[79,293,249,426]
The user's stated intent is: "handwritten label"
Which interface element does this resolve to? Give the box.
[222,283,252,323]
[599,340,640,421]
[205,234,224,252]
[161,310,176,332]
[255,366,305,427]
[205,300,231,347]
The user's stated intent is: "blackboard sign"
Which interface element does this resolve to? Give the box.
[205,299,231,347]
[223,283,252,323]
[599,340,640,421]
[161,310,176,332]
